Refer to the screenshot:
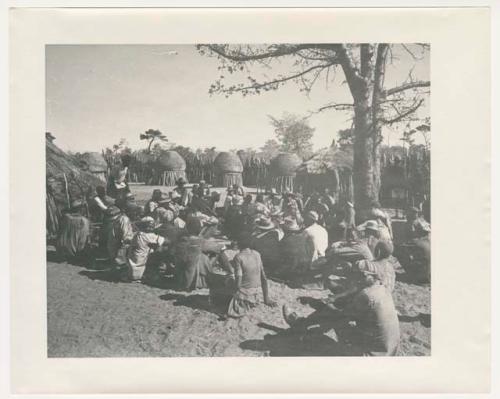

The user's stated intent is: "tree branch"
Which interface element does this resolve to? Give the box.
[381,99,424,124]
[383,81,430,97]
[200,44,337,62]
[219,63,335,93]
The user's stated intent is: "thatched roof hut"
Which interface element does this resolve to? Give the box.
[214,151,243,187]
[296,146,353,201]
[80,152,108,182]
[269,153,302,193]
[46,138,103,234]
[157,150,187,186]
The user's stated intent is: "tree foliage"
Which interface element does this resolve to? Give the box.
[140,129,168,152]
[268,113,315,159]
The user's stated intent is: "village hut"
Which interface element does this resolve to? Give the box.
[80,152,108,182]
[157,150,187,186]
[214,151,243,187]
[296,146,354,202]
[46,137,103,237]
[269,153,302,193]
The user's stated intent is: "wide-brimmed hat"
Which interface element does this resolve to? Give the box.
[305,210,319,222]
[176,177,187,185]
[361,220,379,232]
[158,197,171,206]
[282,217,301,232]
[256,217,275,230]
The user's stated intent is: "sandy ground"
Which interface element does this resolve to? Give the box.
[47,184,429,357]
[47,258,430,357]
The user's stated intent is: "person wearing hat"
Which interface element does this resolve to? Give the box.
[252,217,282,271]
[355,240,397,293]
[357,219,382,258]
[226,232,276,318]
[341,266,401,356]
[304,210,329,262]
[104,205,134,267]
[154,208,186,246]
[143,189,165,217]
[125,216,166,282]
[172,217,213,291]
[174,177,190,207]
[406,206,431,240]
[278,217,314,276]
[56,199,91,264]
[282,261,400,356]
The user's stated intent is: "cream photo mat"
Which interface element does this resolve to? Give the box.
[10,7,490,394]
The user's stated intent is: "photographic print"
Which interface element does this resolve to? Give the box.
[45,43,430,358]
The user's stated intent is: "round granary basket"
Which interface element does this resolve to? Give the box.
[158,151,186,171]
[269,153,302,192]
[157,151,187,186]
[214,152,243,187]
[270,153,302,177]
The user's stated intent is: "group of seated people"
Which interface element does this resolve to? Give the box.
[54,177,431,356]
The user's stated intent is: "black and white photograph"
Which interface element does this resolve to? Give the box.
[45,43,431,358]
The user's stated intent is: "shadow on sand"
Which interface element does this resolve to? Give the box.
[240,296,363,357]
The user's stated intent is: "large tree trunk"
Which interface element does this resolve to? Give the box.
[352,102,379,210]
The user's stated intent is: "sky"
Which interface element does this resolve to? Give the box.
[46,44,430,153]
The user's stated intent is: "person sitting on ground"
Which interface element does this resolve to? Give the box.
[56,199,91,264]
[105,205,134,268]
[341,269,400,356]
[232,183,245,197]
[224,195,246,239]
[358,220,382,257]
[154,208,186,246]
[126,216,166,282]
[246,193,270,225]
[303,210,329,262]
[252,216,283,271]
[356,240,397,292]
[282,191,303,225]
[144,189,164,217]
[227,232,276,318]
[278,217,314,276]
[282,266,400,356]
[173,217,213,291]
[88,185,114,222]
[406,206,431,240]
[366,200,393,240]
[327,228,374,263]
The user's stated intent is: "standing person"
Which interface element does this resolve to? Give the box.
[342,201,356,240]
[105,205,134,266]
[224,195,246,240]
[56,199,91,264]
[174,177,190,207]
[303,211,329,262]
[227,232,276,318]
[359,220,382,258]
[126,217,166,282]
[173,217,213,291]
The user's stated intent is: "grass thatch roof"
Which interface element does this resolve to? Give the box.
[158,150,186,171]
[80,152,108,173]
[214,151,243,173]
[297,146,353,175]
[46,139,103,208]
[270,153,302,177]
